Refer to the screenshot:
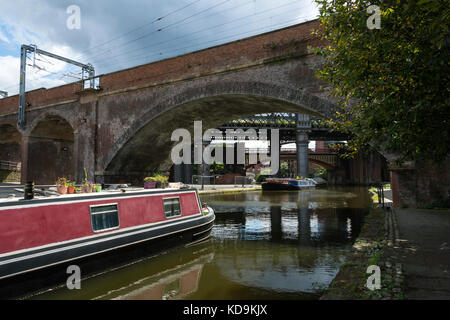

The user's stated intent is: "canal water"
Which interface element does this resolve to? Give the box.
[29,187,371,300]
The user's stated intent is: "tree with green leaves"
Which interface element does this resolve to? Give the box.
[314,0,449,163]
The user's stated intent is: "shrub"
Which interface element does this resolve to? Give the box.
[255,174,270,184]
[144,174,169,184]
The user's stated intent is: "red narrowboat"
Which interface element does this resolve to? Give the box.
[0,186,215,297]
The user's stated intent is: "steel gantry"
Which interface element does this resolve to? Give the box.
[218,113,350,143]
[217,113,350,178]
[18,44,95,128]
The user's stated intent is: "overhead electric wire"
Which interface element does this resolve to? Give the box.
[67,0,307,71]
[94,10,315,71]
[89,18,308,88]
[9,11,314,94]
[67,0,254,72]
[95,14,313,73]
[62,0,240,77]
[62,0,274,75]
[1,0,220,93]
[4,1,318,94]
[98,20,306,71]
[86,0,304,67]
[73,0,204,58]
[19,0,215,83]
[73,0,233,65]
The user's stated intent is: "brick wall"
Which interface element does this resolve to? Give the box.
[391,158,450,208]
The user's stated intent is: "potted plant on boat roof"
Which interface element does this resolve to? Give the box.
[144,177,157,189]
[144,174,168,189]
[81,168,94,193]
[67,180,76,194]
[155,174,169,189]
[82,181,94,193]
[93,184,102,193]
[56,177,69,195]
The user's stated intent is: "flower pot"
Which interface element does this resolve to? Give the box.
[157,182,168,189]
[67,186,75,194]
[144,182,157,189]
[57,185,68,195]
[82,185,93,193]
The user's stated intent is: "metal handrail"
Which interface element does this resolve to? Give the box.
[234,176,252,187]
[191,175,216,185]
[281,148,337,154]
[374,183,386,209]
[0,160,21,171]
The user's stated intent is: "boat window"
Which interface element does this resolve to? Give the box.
[90,203,120,232]
[163,197,181,218]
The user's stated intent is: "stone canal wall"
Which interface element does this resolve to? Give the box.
[390,158,450,208]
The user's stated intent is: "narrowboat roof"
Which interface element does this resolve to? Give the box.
[0,187,197,208]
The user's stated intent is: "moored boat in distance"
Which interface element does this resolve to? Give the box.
[261,178,316,191]
[0,185,215,298]
[311,177,328,188]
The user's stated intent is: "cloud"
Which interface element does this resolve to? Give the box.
[0,56,18,92]
[0,29,10,44]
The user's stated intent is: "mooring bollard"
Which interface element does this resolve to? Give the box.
[24,181,35,200]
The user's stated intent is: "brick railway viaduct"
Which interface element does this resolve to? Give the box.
[1,19,445,208]
[0,20,335,182]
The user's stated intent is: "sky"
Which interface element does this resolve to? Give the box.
[0,0,319,96]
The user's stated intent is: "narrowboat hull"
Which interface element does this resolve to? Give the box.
[261,183,300,191]
[0,187,215,298]
[261,178,316,191]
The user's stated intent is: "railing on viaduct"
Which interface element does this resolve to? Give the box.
[0,160,22,172]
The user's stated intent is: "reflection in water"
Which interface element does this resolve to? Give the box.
[214,242,346,294]
[210,189,366,246]
[199,187,369,298]
[32,245,215,300]
[103,251,213,300]
[31,187,370,300]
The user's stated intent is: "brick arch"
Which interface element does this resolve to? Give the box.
[0,118,18,131]
[26,114,75,184]
[24,111,76,137]
[0,122,22,165]
[102,81,335,179]
[309,158,336,170]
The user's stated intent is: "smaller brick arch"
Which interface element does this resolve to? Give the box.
[309,158,336,170]
[26,114,75,184]
[0,123,22,165]
[24,111,76,137]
